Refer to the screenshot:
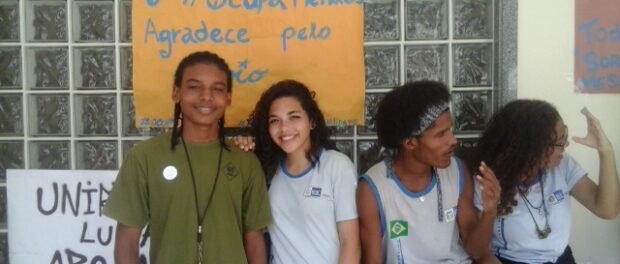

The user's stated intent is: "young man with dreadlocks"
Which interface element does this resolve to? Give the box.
[357,81,501,264]
[103,51,271,264]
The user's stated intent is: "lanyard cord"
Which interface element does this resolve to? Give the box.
[388,162,443,222]
[518,174,551,239]
[434,168,444,222]
[181,138,223,243]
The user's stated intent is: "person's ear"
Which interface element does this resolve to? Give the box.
[225,91,232,106]
[172,86,180,103]
[402,137,418,150]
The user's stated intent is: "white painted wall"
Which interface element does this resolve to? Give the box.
[518,1,620,263]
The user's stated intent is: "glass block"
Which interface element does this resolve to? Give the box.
[0,94,22,136]
[453,0,492,39]
[120,46,133,90]
[365,46,399,89]
[122,94,139,136]
[122,94,165,136]
[0,187,5,229]
[73,1,114,42]
[335,140,354,162]
[452,90,492,133]
[453,43,493,86]
[27,2,67,42]
[0,3,19,42]
[29,94,70,136]
[76,94,117,136]
[0,233,7,264]
[364,0,399,41]
[328,124,353,137]
[0,141,24,180]
[74,47,116,89]
[76,141,118,170]
[122,140,141,159]
[27,47,69,90]
[120,1,132,42]
[405,44,448,83]
[455,137,478,162]
[29,141,71,169]
[357,93,385,135]
[0,47,21,89]
[405,0,448,40]
[357,140,391,175]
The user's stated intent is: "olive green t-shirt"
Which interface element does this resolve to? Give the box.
[103,133,271,263]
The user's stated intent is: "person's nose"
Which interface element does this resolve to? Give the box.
[448,130,457,146]
[199,87,213,101]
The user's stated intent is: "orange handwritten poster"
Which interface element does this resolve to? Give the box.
[575,0,620,93]
[133,0,365,127]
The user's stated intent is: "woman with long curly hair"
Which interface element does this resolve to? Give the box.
[248,80,360,263]
[471,100,619,264]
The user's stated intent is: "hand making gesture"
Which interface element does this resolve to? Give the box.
[572,107,613,152]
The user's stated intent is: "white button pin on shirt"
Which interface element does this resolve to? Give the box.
[163,166,178,180]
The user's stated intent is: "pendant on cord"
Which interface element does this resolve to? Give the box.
[537,225,551,239]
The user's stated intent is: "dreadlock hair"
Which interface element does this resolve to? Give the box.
[375,80,450,156]
[248,80,335,181]
[470,99,562,215]
[170,51,232,151]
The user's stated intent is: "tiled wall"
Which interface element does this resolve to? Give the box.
[0,0,507,262]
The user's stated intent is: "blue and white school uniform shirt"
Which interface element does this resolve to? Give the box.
[268,149,358,264]
[362,157,471,264]
[474,154,586,263]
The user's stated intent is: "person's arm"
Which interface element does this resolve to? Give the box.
[241,154,271,264]
[243,230,267,264]
[476,253,502,264]
[336,219,361,264]
[570,109,619,219]
[114,223,141,264]
[357,179,382,264]
[458,161,500,260]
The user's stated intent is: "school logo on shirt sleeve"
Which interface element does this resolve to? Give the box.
[389,220,408,239]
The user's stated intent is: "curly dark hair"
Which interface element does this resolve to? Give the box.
[170,51,232,150]
[470,99,561,215]
[249,80,335,181]
[376,80,450,152]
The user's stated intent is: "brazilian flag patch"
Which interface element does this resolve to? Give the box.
[389,220,408,239]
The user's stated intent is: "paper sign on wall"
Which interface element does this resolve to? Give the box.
[133,0,365,127]
[7,170,150,263]
[575,0,620,93]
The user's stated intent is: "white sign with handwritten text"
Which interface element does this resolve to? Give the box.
[7,170,149,264]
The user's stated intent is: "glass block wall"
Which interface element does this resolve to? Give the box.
[355,0,497,174]
[0,0,510,261]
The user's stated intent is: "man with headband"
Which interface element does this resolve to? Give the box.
[357,81,501,263]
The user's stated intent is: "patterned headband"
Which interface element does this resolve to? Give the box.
[409,101,450,136]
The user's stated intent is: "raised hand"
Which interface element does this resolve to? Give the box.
[476,161,501,214]
[572,107,612,152]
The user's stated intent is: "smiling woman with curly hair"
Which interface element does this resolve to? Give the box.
[248,80,360,263]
